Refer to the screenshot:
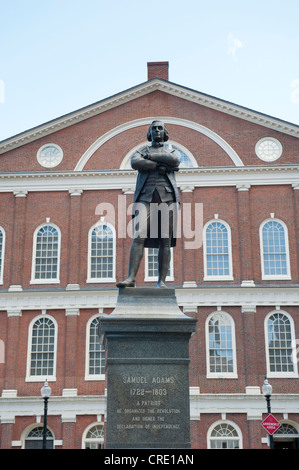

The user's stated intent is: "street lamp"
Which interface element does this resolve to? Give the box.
[262,377,274,449]
[41,379,51,449]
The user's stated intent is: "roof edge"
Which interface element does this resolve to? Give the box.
[1,78,299,154]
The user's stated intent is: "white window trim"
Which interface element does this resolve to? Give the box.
[86,222,116,283]
[37,142,63,169]
[203,219,234,281]
[264,309,298,379]
[30,223,61,284]
[207,420,243,449]
[25,314,58,382]
[21,423,56,449]
[273,420,299,439]
[205,311,238,379]
[85,314,105,381]
[0,226,5,285]
[81,422,104,449]
[255,137,283,162]
[259,218,291,280]
[144,247,174,282]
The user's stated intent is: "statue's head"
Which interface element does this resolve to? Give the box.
[147,120,169,143]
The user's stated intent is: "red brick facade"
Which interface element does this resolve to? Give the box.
[0,62,299,449]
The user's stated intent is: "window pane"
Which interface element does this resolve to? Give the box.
[268,313,294,373]
[210,439,239,449]
[147,248,171,279]
[84,425,104,449]
[206,222,230,276]
[90,225,114,279]
[34,225,59,280]
[30,318,55,376]
[210,423,240,449]
[209,314,234,373]
[25,427,54,449]
[89,317,105,375]
[175,148,194,168]
[262,221,288,275]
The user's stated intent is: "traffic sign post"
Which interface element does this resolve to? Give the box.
[261,413,281,448]
[261,413,281,435]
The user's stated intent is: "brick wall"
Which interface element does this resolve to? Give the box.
[1,76,299,449]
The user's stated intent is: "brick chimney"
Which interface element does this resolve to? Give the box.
[147,62,169,81]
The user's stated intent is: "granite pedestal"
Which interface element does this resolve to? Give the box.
[98,287,197,449]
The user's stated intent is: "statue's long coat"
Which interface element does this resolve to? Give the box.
[130,147,180,248]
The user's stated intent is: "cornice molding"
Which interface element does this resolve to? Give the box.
[0,394,107,421]
[1,392,298,421]
[190,393,299,419]
[0,165,298,193]
[1,79,299,154]
[0,285,298,313]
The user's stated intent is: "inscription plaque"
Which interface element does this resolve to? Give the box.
[107,364,190,447]
[99,288,197,449]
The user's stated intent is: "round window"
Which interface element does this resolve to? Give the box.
[37,144,63,168]
[255,137,282,162]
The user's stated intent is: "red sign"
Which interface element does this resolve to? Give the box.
[261,414,281,435]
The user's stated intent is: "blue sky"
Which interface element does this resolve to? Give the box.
[0,0,299,141]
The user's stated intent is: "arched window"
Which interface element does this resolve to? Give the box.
[172,145,195,168]
[260,219,291,279]
[0,226,5,284]
[144,247,174,282]
[24,426,54,449]
[82,424,104,449]
[275,423,298,435]
[204,220,233,280]
[31,224,61,283]
[26,315,57,381]
[85,315,105,380]
[208,421,242,449]
[273,422,299,449]
[206,312,237,377]
[265,311,298,378]
[87,223,115,282]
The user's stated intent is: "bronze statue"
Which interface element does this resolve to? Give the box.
[117,120,180,288]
